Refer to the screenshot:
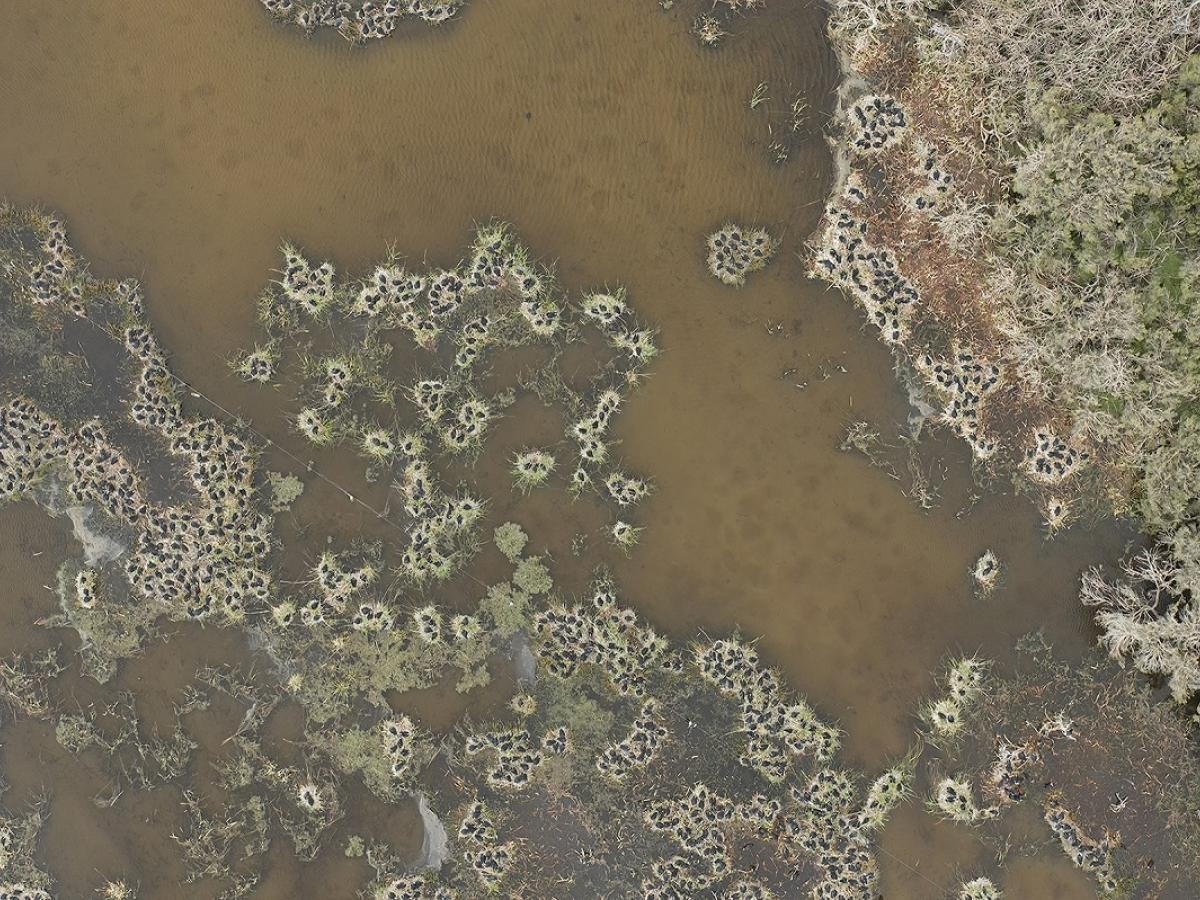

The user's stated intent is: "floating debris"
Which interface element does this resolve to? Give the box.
[692,13,727,47]
[492,521,528,563]
[688,0,768,48]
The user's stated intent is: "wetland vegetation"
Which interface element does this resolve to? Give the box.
[0,0,1199,898]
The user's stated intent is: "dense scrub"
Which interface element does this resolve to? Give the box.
[819,0,1200,712]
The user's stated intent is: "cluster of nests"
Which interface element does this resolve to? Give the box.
[569,387,622,474]
[397,459,482,584]
[258,0,463,41]
[302,550,372,626]
[989,736,1039,805]
[380,715,421,780]
[432,595,906,899]
[6,212,918,900]
[577,289,659,364]
[403,378,496,455]
[253,223,570,357]
[67,420,147,523]
[786,768,887,898]
[302,549,381,625]
[313,375,490,584]
[0,886,49,900]
[959,877,1001,900]
[696,638,841,783]
[526,596,902,898]
[73,569,101,609]
[603,470,651,507]
[26,216,84,314]
[706,223,777,287]
[0,398,70,503]
[910,142,955,213]
[932,776,996,825]
[822,94,1101,512]
[848,94,908,154]
[374,876,456,900]
[531,584,675,695]
[1045,804,1118,892]
[568,386,657,509]
[638,763,898,898]
[463,722,573,790]
[6,218,281,633]
[596,698,669,780]
[4,394,146,529]
[855,764,910,833]
[1026,429,1088,484]
[454,801,515,892]
[811,206,918,346]
[720,880,777,900]
[120,284,275,625]
[973,716,1117,893]
[642,783,740,894]
[126,324,184,432]
[916,350,1004,461]
[127,407,273,623]
[921,656,988,743]
[236,223,656,551]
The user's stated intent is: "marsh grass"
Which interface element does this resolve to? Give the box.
[0,202,1006,897]
[930,633,1200,896]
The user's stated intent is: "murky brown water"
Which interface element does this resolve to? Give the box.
[0,1,1136,897]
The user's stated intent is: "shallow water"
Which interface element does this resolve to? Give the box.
[0,1,1134,896]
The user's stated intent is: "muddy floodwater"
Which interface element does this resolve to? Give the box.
[0,1,1136,897]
